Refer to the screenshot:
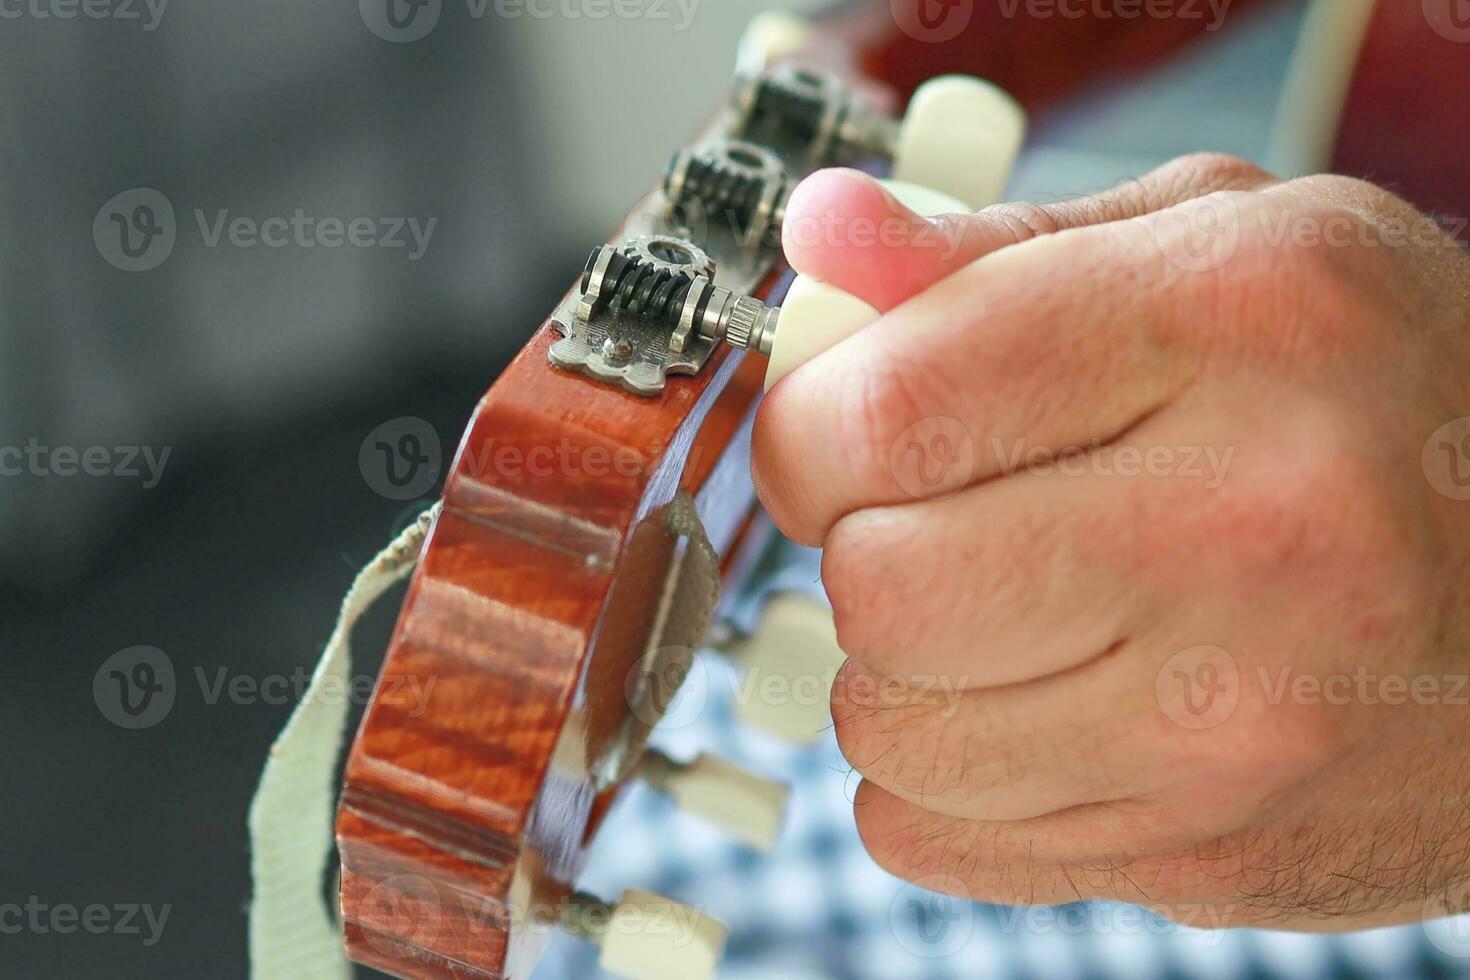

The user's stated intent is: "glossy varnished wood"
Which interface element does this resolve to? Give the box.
[336,15,910,979]
[337,319,772,977]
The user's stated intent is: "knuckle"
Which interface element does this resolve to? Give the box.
[1273,199,1372,258]
[821,512,910,663]
[1324,174,1397,208]
[851,782,986,881]
[1256,182,1431,283]
[1267,416,1373,545]
[832,664,1023,809]
[830,662,928,750]
[978,201,1063,242]
[1209,406,1407,582]
[1284,173,1404,217]
[1239,439,1357,570]
[829,669,914,779]
[765,351,961,544]
[820,518,877,658]
[1205,198,1376,354]
[850,787,919,875]
[1166,152,1273,196]
[1214,721,1337,814]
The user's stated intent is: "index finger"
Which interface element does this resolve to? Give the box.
[752,198,1240,545]
[782,153,1276,313]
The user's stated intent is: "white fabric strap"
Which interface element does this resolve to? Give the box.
[248,505,439,980]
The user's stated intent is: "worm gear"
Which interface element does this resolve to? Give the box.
[576,236,715,327]
[551,235,780,396]
[665,138,791,246]
[731,63,895,164]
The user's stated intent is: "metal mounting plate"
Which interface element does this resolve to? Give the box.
[549,310,717,398]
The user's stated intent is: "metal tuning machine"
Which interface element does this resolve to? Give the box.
[551,57,1028,397]
[548,235,780,397]
[549,61,875,396]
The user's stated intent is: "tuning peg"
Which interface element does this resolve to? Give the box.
[893,75,1027,213]
[638,749,789,852]
[764,179,967,390]
[762,268,887,392]
[564,890,727,980]
[723,592,847,743]
[759,77,1024,387]
[736,12,812,76]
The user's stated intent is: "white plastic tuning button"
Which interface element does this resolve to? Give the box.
[893,75,1027,213]
[727,592,847,744]
[567,890,728,980]
[639,750,789,851]
[763,77,1025,388]
[736,11,812,76]
[765,181,969,391]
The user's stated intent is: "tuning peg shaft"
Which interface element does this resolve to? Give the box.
[724,592,847,745]
[564,889,727,980]
[638,750,788,852]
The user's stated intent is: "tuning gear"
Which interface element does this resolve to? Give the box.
[746,73,1026,388]
[553,234,782,393]
[665,138,791,248]
[554,66,1025,397]
[735,77,1027,389]
[733,62,894,166]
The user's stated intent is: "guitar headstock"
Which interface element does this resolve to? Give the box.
[335,12,1026,980]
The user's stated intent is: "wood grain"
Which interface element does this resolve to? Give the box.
[337,15,906,978]
[338,320,776,979]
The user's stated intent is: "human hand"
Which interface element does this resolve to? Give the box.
[753,154,1470,929]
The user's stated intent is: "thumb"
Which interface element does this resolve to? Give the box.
[781,153,1278,313]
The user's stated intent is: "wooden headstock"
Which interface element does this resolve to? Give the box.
[334,10,1024,979]
[335,319,770,980]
